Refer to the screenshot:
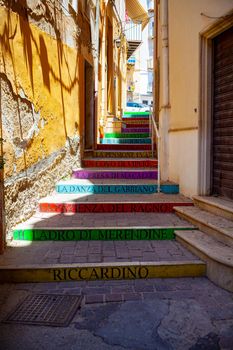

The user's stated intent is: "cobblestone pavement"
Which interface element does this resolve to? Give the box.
[0,277,232,350]
[39,193,193,203]
[14,212,194,228]
[0,240,199,266]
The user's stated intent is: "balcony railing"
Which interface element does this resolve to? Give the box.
[125,21,142,42]
[125,21,142,59]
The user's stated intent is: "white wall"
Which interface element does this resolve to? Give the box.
[160,0,233,197]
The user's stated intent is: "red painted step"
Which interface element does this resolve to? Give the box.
[39,194,194,213]
[82,159,158,168]
[39,202,194,213]
[122,117,149,122]
[96,144,152,151]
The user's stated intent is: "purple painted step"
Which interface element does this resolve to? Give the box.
[122,128,150,133]
[72,169,158,180]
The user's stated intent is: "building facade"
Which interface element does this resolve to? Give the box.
[0,0,129,250]
[126,0,153,106]
[155,0,233,200]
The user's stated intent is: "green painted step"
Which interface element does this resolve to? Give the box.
[104,133,150,138]
[124,112,151,115]
[13,227,194,241]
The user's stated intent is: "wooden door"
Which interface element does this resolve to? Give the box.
[212,26,233,199]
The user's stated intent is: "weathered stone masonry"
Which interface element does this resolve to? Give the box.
[0,1,91,234]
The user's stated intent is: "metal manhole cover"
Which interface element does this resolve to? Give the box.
[4,294,82,327]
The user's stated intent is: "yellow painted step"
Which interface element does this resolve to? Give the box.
[0,261,205,283]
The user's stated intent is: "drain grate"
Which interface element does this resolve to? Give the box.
[4,294,82,327]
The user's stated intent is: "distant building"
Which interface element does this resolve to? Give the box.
[126,0,154,106]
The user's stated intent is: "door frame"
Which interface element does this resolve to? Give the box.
[84,60,95,150]
[198,12,233,195]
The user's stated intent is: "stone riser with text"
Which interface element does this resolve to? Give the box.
[56,184,179,194]
[100,138,152,145]
[72,170,158,180]
[96,144,152,150]
[13,227,194,241]
[82,159,158,168]
[0,262,206,283]
[39,202,194,213]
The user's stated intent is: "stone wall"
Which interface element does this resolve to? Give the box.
[0,1,91,234]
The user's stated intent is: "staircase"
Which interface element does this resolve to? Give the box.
[0,112,206,284]
[174,196,233,292]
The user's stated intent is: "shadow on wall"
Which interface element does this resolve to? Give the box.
[0,0,83,175]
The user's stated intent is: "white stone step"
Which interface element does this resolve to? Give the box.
[176,230,233,292]
[174,206,233,247]
[193,196,233,221]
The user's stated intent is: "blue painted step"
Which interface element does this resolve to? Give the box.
[56,180,179,194]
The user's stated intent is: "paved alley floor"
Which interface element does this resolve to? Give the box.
[0,277,232,350]
[0,240,198,266]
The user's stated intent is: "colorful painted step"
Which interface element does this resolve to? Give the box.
[13,212,195,241]
[96,144,152,150]
[55,179,179,194]
[39,193,194,213]
[0,260,206,283]
[13,227,191,241]
[93,151,153,158]
[122,117,149,122]
[72,169,158,180]
[100,138,152,144]
[124,111,151,115]
[122,120,150,125]
[121,128,150,133]
[82,158,158,168]
[123,111,151,116]
[104,133,150,138]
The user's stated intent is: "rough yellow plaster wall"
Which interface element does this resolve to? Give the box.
[0,6,81,177]
[0,5,85,233]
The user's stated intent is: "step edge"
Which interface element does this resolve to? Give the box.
[174,206,233,240]
[193,196,233,216]
[72,169,158,173]
[175,230,233,268]
[13,225,195,231]
[38,199,193,205]
[0,260,206,270]
[56,180,177,185]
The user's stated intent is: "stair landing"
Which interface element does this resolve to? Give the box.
[0,239,205,283]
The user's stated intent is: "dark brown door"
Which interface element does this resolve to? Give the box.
[84,61,94,150]
[212,26,233,199]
